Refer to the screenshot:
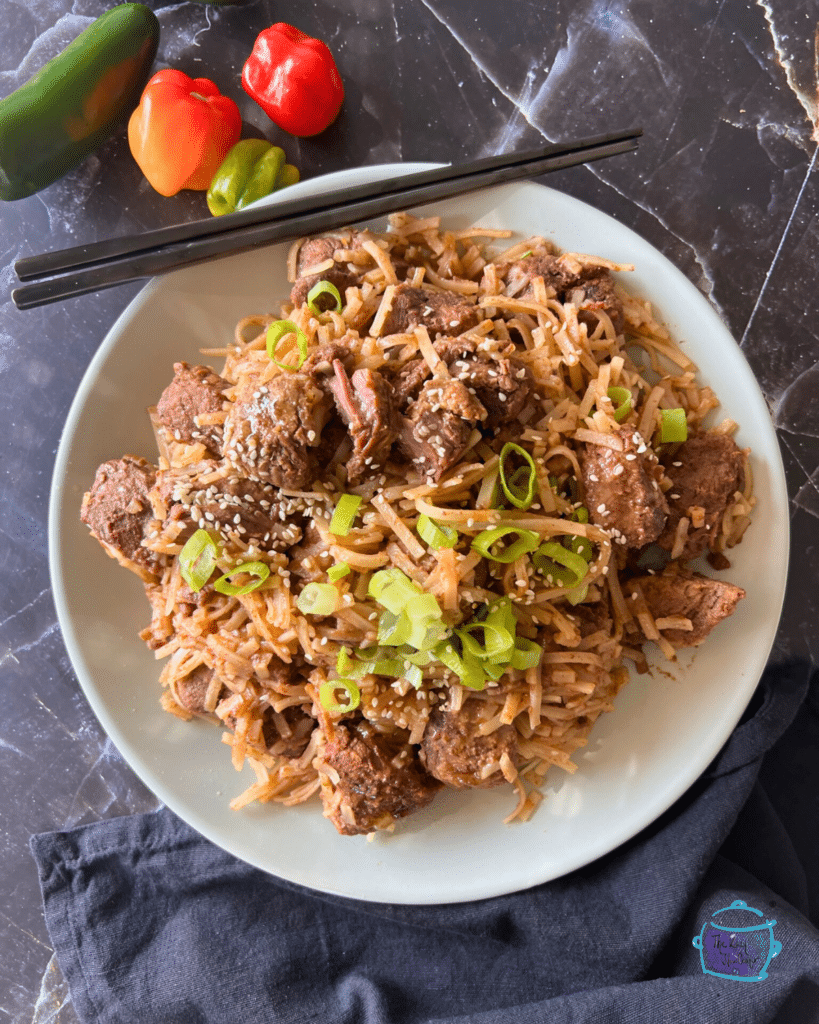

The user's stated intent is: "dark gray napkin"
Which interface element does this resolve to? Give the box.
[31,662,819,1024]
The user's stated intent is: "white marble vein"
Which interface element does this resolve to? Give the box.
[740,145,819,349]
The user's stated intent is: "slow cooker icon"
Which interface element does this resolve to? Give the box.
[693,899,782,981]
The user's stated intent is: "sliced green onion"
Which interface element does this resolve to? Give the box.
[265,319,309,371]
[404,664,424,689]
[296,582,339,616]
[572,506,589,524]
[660,407,688,443]
[327,562,351,582]
[306,280,342,317]
[212,561,270,596]
[510,636,543,670]
[336,647,373,680]
[369,567,429,615]
[607,386,633,423]
[485,596,517,635]
[532,541,590,589]
[566,583,589,606]
[498,442,537,510]
[434,640,486,691]
[472,526,540,563]
[568,534,593,562]
[319,679,360,714]
[518,250,533,260]
[378,609,413,646]
[416,514,459,549]
[458,622,515,664]
[371,657,406,677]
[179,528,219,592]
[483,661,506,682]
[329,493,362,536]
[407,617,450,652]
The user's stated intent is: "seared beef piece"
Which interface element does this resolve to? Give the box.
[288,522,332,582]
[626,570,745,647]
[290,237,364,309]
[319,720,441,835]
[261,704,315,758]
[579,429,668,549]
[420,698,517,788]
[504,254,624,334]
[380,283,481,337]
[657,433,746,560]
[329,361,400,484]
[81,456,162,582]
[175,665,226,716]
[398,378,487,480]
[160,471,303,549]
[155,362,230,455]
[389,357,431,410]
[450,352,532,426]
[435,337,533,427]
[222,373,330,490]
[302,342,354,381]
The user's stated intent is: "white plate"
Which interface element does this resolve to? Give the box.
[50,163,789,904]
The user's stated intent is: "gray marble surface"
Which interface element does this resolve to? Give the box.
[1,0,818,1019]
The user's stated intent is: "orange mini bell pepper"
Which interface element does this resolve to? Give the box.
[128,69,242,196]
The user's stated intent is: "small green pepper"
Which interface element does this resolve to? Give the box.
[206,140,299,216]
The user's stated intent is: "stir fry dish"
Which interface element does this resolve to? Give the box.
[80,214,754,835]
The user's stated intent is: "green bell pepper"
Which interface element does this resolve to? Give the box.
[206,139,300,216]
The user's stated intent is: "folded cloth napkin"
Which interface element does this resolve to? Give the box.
[31,661,819,1024]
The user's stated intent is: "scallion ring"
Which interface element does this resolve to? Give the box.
[319,679,360,714]
[179,528,219,592]
[532,541,590,588]
[457,621,514,664]
[265,319,308,371]
[416,514,459,549]
[510,636,543,670]
[296,582,339,616]
[327,562,351,582]
[471,526,540,563]
[660,407,688,443]
[212,561,270,596]
[606,386,632,423]
[329,493,362,536]
[498,442,537,510]
[306,280,343,317]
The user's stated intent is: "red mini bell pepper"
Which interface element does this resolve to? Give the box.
[128,69,242,196]
[241,23,344,137]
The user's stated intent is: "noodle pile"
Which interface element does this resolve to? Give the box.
[115,213,753,830]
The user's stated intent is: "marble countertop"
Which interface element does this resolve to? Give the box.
[1,0,817,1018]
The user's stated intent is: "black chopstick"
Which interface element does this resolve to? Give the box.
[12,129,641,310]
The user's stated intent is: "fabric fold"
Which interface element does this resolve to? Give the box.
[30,662,819,1024]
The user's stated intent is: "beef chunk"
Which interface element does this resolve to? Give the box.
[160,471,303,550]
[504,254,624,334]
[420,698,518,788]
[290,236,365,309]
[302,342,354,381]
[627,570,745,647]
[329,361,399,484]
[155,362,230,455]
[381,283,481,337]
[579,430,668,548]
[425,337,533,427]
[175,664,225,716]
[319,721,441,835]
[81,456,162,582]
[261,704,315,758]
[389,357,431,410]
[222,374,330,490]
[398,378,487,480]
[657,433,746,560]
